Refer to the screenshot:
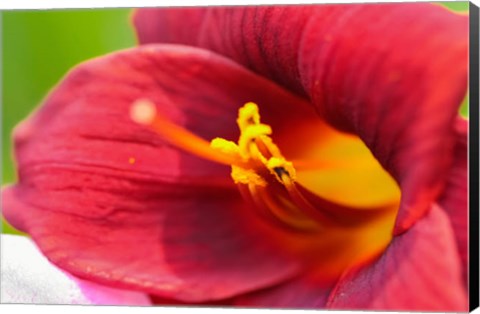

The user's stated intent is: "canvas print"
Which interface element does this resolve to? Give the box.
[1,1,474,311]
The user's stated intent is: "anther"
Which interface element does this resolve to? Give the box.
[273,166,289,180]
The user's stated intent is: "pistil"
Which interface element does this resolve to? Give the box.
[130,99,335,232]
[130,99,247,168]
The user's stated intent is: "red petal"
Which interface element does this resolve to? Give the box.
[2,45,311,301]
[234,275,332,309]
[438,118,468,283]
[326,205,467,311]
[3,186,299,302]
[134,4,468,233]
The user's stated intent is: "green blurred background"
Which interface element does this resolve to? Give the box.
[0,2,470,234]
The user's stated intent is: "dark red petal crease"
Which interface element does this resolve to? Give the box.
[438,118,468,283]
[326,205,467,311]
[1,45,318,301]
[134,3,469,233]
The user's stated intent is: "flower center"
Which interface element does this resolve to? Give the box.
[131,99,336,232]
[130,99,401,277]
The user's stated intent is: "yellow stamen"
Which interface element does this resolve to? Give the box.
[210,138,240,157]
[237,101,261,131]
[231,166,267,186]
[238,124,272,160]
[213,102,335,228]
[130,99,330,230]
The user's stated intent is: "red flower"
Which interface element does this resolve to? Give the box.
[2,3,469,311]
